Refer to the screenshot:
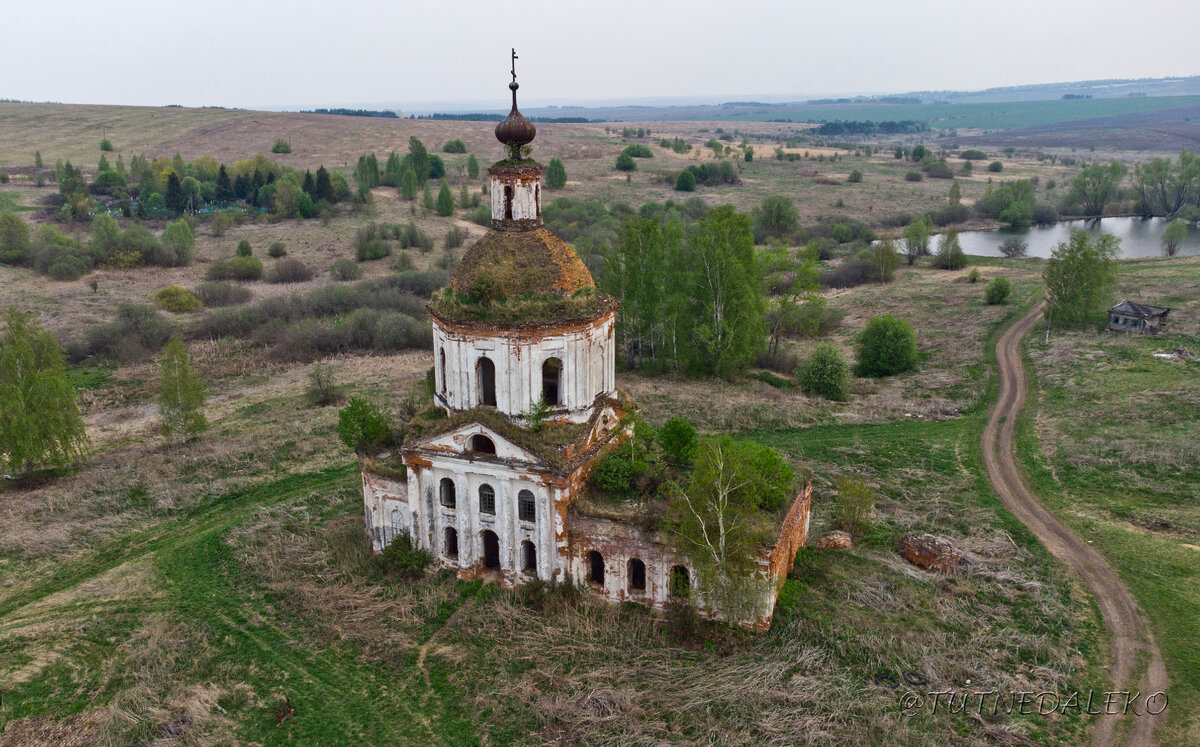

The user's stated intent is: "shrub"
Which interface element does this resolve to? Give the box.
[337,397,393,450]
[195,281,252,307]
[305,363,343,406]
[933,230,967,270]
[75,302,173,362]
[854,315,917,377]
[967,268,981,284]
[615,152,636,171]
[674,170,697,192]
[267,241,287,257]
[445,225,467,249]
[100,138,114,151]
[442,139,467,153]
[266,258,314,284]
[376,532,431,579]
[923,161,953,179]
[210,211,233,237]
[592,449,634,492]
[228,255,263,281]
[272,139,292,154]
[205,260,232,281]
[985,276,1012,305]
[830,223,854,243]
[904,170,923,182]
[0,213,31,264]
[796,342,849,401]
[833,475,875,537]
[372,312,431,351]
[1031,203,1059,225]
[622,144,653,158]
[161,219,195,266]
[0,171,9,184]
[988,160,1004,172]
[330,258,363,281]
[236,240,253,257]
[960,149,987,160]
[354,225,390,261]
[471,204,491,226]
[153,285,203,313]
[999,237,1028,257]
[847,169,863,183]
[657,417,699,465]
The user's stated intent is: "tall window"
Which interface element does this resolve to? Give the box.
[439,348,446,393]
[477,357,496,407]
[504,185,513,220]
[588,551,605,586]
[542,358,562,406]
[478,484,495,515]
[521,541,537,574]
[439,477,456,509]
[628,558,646,592]
[444,527,458,558]
[518,489,536,522]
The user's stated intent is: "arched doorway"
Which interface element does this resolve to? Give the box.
[521,541,537,575]
[542,357,562,405]
[476,357,496,407]
[481,530,500,570]
[628,558,646,592]
[444,527,458,558]
[588,551,605,587]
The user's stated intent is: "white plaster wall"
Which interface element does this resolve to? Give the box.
[490,174,541,221]
[433,314,615,423]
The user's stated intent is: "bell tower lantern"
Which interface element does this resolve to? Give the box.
[490,48,542,231]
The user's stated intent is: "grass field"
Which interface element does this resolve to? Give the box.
[1021,257,1200,745]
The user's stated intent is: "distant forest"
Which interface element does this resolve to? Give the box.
[814,120,928,136]
[302,108,399,118]
[419,113,594,123]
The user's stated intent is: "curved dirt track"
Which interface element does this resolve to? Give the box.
[981,301,1168,747]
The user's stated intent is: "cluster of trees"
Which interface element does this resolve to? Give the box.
[0,213,195,280]
[49,151,350,222]
[1132,152,1200,219]
[0,308,208,478]
[673,161,739,192]
[601,206,765,378]
[660,137,691,154]
[815,120,924,136]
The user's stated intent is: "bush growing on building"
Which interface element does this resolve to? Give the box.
[376,532,432,579]
[152,285,203,313]
[657,416,699,465]
[985,276,1012,304]
[337,397,394,451]
[854,315,917,377]
[796,342,849,401]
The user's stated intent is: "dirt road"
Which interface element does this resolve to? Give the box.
[981,301,1168,747]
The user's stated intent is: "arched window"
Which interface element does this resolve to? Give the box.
[535,184,541,217]
[439,348,446,393]
[504,185,513,220]
[517,489,536,522]
[470,434,496,454]
[481,530,500,569]
[478,484,495,515]
[669,565,690,599]
[439,477,456,509]
[628,558,646,592]
[476,357,496,407]
[444,527,458,558]
[542,357,562,406]
[588,551,605,587]
[521,541,537,574]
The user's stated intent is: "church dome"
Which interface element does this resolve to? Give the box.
[495,82,536,147]
[450,226,594,299]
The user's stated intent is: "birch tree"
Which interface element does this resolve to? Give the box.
[158,338,208,443]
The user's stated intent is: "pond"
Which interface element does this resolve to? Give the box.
[954,216,1200,259]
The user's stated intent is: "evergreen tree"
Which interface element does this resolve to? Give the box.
[165,172,185,213]
[115,153,125,176]
[423,182,434,212]
[216,165,234,201]
[458,182,470,209]
[466,154,479,179]
[98,154,111,173]
[409,136,430,185]
[399,168,418,200]
[315,166,336,203]
[301,170,315,197]
[545,157,567,189]
[34,150,43,168]
[249,170,265,206]
[948,180,962,204]
[436,182,455,216]
[0,307,90,475]
[157,337,208,443]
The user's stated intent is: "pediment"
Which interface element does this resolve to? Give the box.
[407,422,543,465]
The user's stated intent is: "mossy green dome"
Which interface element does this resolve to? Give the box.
[450,227,595,300]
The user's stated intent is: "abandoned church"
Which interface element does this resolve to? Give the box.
[360,62,812,629]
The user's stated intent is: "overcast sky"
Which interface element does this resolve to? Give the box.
[4,0,1198,110]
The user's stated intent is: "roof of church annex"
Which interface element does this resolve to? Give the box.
[449,226,595,299]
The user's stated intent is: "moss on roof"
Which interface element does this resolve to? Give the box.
[450,227,595,300]
[430,285,616,327]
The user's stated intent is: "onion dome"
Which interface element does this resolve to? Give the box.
[495,50,536,148]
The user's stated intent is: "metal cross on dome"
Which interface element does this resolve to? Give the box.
[511,48,518,84]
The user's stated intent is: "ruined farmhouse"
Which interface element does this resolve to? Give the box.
[360,68,811,629]
[1107,300,1170,333]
